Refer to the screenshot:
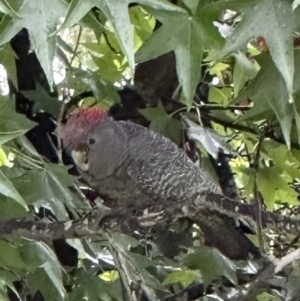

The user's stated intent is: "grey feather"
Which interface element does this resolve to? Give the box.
[67,117,260,260]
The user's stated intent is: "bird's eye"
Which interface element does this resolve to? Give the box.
[89,138,95,145]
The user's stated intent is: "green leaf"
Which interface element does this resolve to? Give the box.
[21,83,60,118]
[0,270,19,300]
[128,252,159,269]
[263,140,300,179]
[220,0,294,97]
[182,0,200,14]
[63,0,181,77]
[76,69,120,107]
[0,44,17,89]
[0,97,36,145]
[183,246,237,286]
[111,233,139,250]
[22,242,66,301]
[72,268,123,301]
[0,195,29,220]
[12,163,82,220]
[0,0,20,17]
[234,53,294,148]
[137,3,223,105]
[0,169,27,208]
[28,265,65,301]
[232,51,258,97]
[256,292,281,301]
[150,116,181,144]
[163,270,199,288]
[90,54,123,83]
[99,270,119,282]
[21,241,61,269]
[0,0,67,88]
[0,288,10,301]
[208,86,232,105]
[257,166,298,208]
[129,6,155,49]
[0,148,13,167]
[0,240,26,269]
[139,103,167,121]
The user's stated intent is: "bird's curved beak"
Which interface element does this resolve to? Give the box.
[71,150,89,171]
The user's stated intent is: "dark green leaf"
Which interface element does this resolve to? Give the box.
[183,246,237,286]
[150,116,181,144]
[137,3,223,105]
[234,53,294,148]
[0,240,26,269]
[12,164,82,220]
[111,233,139,250]
[0,97,36,145]
[21,83,60,118]
[139,102,167,121]
[0,169,27,208]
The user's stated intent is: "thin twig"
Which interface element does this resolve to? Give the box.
[56,88,69,163]
[70,25,82,66]
[195,103,253,111]
[253,135,265,254]
[110,243,136,301]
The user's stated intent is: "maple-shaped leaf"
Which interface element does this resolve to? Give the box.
[234,52,300,149]
[136,3,224,106]
[21,82,60,117]
[0,0,67,87]
[217,0,295,98]
[62,0,182,77]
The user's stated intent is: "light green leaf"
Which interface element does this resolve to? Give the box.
[63,0,182,77]
[0,0,67,87]
[220,0,294,97]
[257,166,298,208]
[0,240,26,269]
[208,86,232,105]
[233,51,258,97]
[163,270,199,288]
[0,287,9,301]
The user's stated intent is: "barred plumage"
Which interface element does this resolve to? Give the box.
[61,108,259,259]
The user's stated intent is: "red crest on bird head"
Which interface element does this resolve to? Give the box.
[60,107,109,151]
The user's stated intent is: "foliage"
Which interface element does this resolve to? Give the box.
[0,0,299,300]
